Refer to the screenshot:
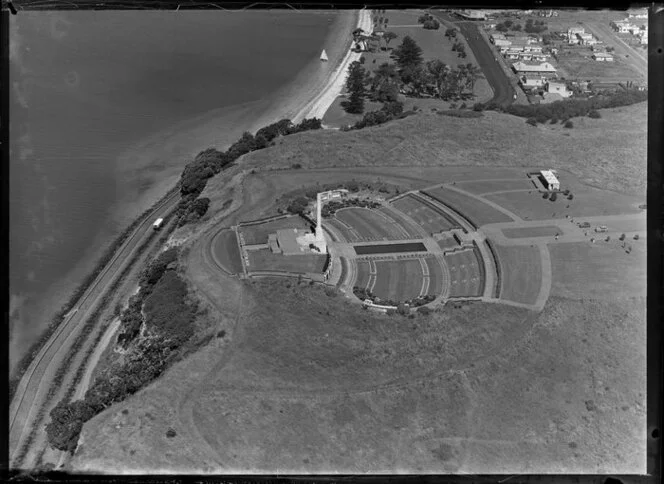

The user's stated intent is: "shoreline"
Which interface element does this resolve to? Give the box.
[10,9,368,371]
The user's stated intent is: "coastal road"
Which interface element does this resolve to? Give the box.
[435,12,516,107]
[9,189,180,469]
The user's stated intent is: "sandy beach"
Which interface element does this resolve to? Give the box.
[10,9,370,370]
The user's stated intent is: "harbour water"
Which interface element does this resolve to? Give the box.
[9,10,357,369]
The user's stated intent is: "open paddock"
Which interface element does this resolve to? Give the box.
[549,241,646,300]
[372,259,425,303]
[391,194,458,235]
[240,216,312,245]
[502,226,561,239]
[246,249,328,274]
[485,187,643,222]
[423,187,513,227]
[494,244,542,305]
[335,208,409,241]
[455,178,535,195]
[444,249,483,298]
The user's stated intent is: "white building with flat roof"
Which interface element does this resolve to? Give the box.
[541,170,560,190]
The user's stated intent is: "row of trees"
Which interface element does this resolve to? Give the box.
[176,117,322,225]
[344,36,482,115]
[476,87,648,125]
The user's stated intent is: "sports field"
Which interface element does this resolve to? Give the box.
[336,208,409,241]
[494,244,542,305]
[247,249,328,274]
[425,257,445,296]
[444,249,483,297]
[423,187,514,227]
[391,194,458,235]
[240,216,312,245]
[372,259,425,302]
[354,260,371,290]
[354,242,427,255]
[502,226,561,239]
[455,178,535,195]
[212,230,244,275]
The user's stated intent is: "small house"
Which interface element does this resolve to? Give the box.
[521,75,545,88]
[546,81,572,98]
[592,52,614,61]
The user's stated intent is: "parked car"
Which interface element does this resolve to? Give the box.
[595,225,608,233]
[578,221,591,228]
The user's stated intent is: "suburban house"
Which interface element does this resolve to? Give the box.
[490,32,507,41]
[494,38,512,48]
[505,49,522,60]
[520,75,546,88]
[498,44,513,54]
[546,81,572,98]
[509,35,535,44]
[512,61,557,77]
[628,11,648,19]
[531,52,549,62]
[592,52,614,61]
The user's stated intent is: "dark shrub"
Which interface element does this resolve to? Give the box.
[564,120,574,128]
[542,192,549,199]
[567,193,574,200]
[588,110,601,118]
[526,118,538,126]
[166,428,177,438]
[291,163,302,169]
[550,192,558,201]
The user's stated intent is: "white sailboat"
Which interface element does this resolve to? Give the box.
[320,49,328,62]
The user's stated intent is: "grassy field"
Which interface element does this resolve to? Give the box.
[391,195,458,234]
[354,260,371,290]
[240,216,312,245]
[378,206,428,238]
[444,249,483,297]
[241,103,646,197]
[425,257,445,296]
[372,259,424,302]
[247,249,328,274]
[325,218,360,243]
[502,226,560,238]
[424,187,514,226]
[212,230,243,275]
[555,53,641,82]
[456,178,535,195]
[494,244,542,305]
[336,208,409,240]
[549,240,646,300]
[485,187,642,221]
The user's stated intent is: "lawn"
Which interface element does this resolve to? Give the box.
[325,218,360,243]
[555,53,641,83]
[212,229,244,275]
[424,187,514,227]
[444,249,483,297]
[425,257,445,296]
[502,226,561,239]
[354,260,371,290]
[391,194,458,234]
[247,249,328,274]
[549,241,646,300]
[336,207,409,240]
[485,187,642,222]
[240,216,312,245]
[372,258,424,302]
[494,244,542,305]
[378,206,428,238]
[455,178,535,195]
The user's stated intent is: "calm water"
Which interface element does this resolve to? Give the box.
[9,10,344,364]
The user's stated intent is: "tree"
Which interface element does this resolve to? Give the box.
[513,23,522,31]
[344,61,367,114]
[550,192,558,201]
[423,19,440,30]
[564,120,574,128]
[567,193,574,200]
[426,59,450,98]
[496,23,508,32]
[393,36,424,72]
[504,19,513,28]
[445,28,457,39]
[588,110,601,118]
[370,62,400,102]
[384,31,398,48]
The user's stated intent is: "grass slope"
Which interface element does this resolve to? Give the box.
[245,103,646,196]
[494,244,542,305]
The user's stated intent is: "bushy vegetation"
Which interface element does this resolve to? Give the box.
[524,18,548,34]
[176,118,322,226]
[353,286,435,309]
[45,242,202,454]
[350,101,410,130]
[418,13,440,30]
[321,198,381,217]
[476,88,647,124]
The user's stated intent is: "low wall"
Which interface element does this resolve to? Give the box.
[485,238,502,298]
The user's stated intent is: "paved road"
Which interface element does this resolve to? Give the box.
[582,21,647,80]
[9,190,179,469]
[435,12,516,107]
